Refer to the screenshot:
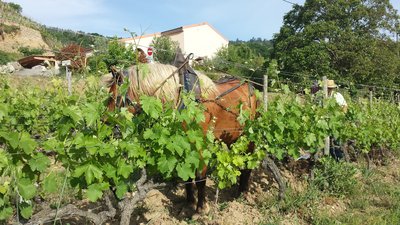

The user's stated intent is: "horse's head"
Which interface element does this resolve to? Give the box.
[106,66,123,111]
[106,66,141,114]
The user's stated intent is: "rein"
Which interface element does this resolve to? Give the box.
[202,81,254,117]
[151,53,194,96]
[215,81,246,100]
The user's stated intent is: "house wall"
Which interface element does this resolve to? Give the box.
[120,23,228,59]
[123,34,159,53]
[169,33,185,52]
[183,25,228,59]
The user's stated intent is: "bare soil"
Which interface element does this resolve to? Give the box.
[123,154,400,225]
[0,22,51,54]
[10,153,398,225]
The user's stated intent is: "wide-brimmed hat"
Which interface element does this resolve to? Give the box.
[327,79,337,88]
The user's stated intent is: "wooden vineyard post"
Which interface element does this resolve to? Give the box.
[62,60,72,95]
[323,76,329,156]
[262,73,286,200]
[369,88,373,109]
[263,75,268,111]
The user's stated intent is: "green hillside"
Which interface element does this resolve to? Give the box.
[0,1,109,56]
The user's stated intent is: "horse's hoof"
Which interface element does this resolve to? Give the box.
[189,201,197,211]
[243,192,255,204]
[179,207,193,218]
[196,202,210,215]
[179,201,196,218]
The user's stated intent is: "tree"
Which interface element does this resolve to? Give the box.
[7,2,22,14]
[151,36,178,64]
[87,38,136,75]
[272,0,400,87]
[212,43,266,80]
[231,38,273,63]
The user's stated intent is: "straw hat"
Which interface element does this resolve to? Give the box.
[327,79,337,88]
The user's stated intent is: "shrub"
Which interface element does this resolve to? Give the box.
[0,23,20,35]
[151,36,178,64]
[7,2,22,14]
[0,50,18,65]
[87,38,136,75]
[18,46,45,56]
[311,158,357,197]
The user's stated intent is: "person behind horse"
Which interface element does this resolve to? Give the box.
[327,79,348,159]
[327,80,348,112]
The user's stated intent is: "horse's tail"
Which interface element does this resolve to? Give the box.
[246,82,260,120]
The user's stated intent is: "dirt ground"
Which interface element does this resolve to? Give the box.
[128,168,273,225]
[123,155,400,225]
[7,152,399,225]
[0,22,51,54]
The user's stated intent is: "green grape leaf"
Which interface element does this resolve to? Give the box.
[0,104,8,121]
[102,163,117,180]
[176,163,194,181]
[125,143,146,159]
[140,95,163,119]
[305,133,317,147]
[73,164,103,185]
[0,131,19,149]
[43,172,58,193]
[20,202,33,219]
[157,156,177,176]
[115,182,128,199]
[143,128,154,140]
[83,103,100,126]
[186,151,200,168]
[19,132,37,154]
[18,178,37,199]
[0,206,13,220]
[86,183,109,202]
[63,106,82,123]
[0,148,9,171]
[43,139,62,153]
[28,153,50,172]
[98,143,115,157]
[117,162,134,179]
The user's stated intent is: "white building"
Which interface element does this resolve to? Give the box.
[120,22,229,60]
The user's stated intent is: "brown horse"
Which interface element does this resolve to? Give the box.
[106,62,257,213]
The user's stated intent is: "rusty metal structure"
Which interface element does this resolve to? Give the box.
[56,44,92,69]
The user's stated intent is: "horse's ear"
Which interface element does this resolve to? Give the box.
[110,66,124,85]
[110,66,117,78]
[173,47,185,67]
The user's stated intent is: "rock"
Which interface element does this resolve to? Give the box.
[8,61,22,71]
[32,65,47,71]
[0,63,15,74]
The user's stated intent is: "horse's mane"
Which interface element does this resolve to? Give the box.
[103,73,114,87]
[126,63,219,101]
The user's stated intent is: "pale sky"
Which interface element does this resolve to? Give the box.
[3,0,400,41]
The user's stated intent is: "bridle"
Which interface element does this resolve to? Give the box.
[109,66,142,114]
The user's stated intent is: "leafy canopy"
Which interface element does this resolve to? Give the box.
[273,0,400,87]
[151,36,178,64]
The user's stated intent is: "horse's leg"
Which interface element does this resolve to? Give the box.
[238,169,252,193]
[238,142,255,193]
[195,166,208,213]
[185,178,195,205]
